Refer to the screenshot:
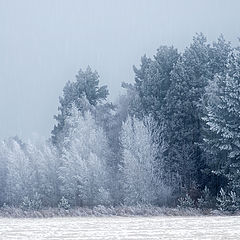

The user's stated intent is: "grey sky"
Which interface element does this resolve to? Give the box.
[0,0,240,140]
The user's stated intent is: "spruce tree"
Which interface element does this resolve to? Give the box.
[201,35,232,195]
[204,49,240,198]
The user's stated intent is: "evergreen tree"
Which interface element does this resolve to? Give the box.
[201,35,232,195]
[209,34,232,75]
[130,46,180,191]
[164,33,212,191]
[1,33,239,211]
[132,46,179,120]
[203,49,240,198]
[52,66,109,147]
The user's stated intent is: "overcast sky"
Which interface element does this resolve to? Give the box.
[0,0,240,140]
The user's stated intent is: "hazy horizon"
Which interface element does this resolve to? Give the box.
[1,0,240,140]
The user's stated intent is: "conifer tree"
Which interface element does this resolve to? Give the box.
[52,66,109,147]
[164,33,212,190]
[204,49,240,197]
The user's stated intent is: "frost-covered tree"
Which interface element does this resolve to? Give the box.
[1,33,239,211]
[200,35,233,195]
[24,140,60,206]
[58,106,112,206]
[209,35,232,76]
[52,66,109,147]
[164,33,213,190]
[0,137,59,207]
[1,138,34,205]
[130,46,180,191]
[203,49,240,197]
[94,101,125,204]
[133,46,179,120]
[120,116,171,205]
[127,34,233,197]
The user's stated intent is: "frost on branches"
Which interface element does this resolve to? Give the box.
[204,49,240,202]
[120,116,171,205]
[59,106,112,206]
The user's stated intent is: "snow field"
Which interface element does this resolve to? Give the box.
[1,216,240,240]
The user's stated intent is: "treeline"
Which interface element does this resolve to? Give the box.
[0,33,240,212]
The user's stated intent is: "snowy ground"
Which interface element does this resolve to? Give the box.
[0,216,240,239]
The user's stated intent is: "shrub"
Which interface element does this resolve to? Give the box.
[197,186,214,209]
[21,193,42,210]
[58,197,70,210]
[177,194,195,209]
[216,188,239,213]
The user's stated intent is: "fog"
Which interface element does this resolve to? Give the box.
[0,0,240,139]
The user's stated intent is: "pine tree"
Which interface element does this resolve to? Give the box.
[52,66,109,147]
[209,34,232,75]
[164,33,213,191]
[133,46,179,120]
[130,46,180,192]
